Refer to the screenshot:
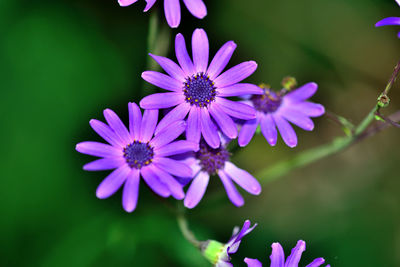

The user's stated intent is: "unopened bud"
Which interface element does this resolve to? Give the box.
[378,94,390,108]
[201,240,225,265]
[281,76,297,90]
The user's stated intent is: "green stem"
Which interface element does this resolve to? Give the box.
[177,213,201,248]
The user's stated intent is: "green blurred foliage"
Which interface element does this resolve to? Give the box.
[0,0,399,266]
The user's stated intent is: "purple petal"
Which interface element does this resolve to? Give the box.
[155,140,199,157]
[144,0,156,11]
[238,118,259,147]
[175,33,195,76]
[76,141,122,158]
[270,242,285,267]
[216,261,233,267]
[285,240,306,267]
[150,120,186,148]
[244,258,263,267]
[155,102,190,135]
[274,115,297,148]
[96,165,130,199]
[151,165,185,199]
[207,41,237,80]
[228,220,257,254]
[182,0,207,19]
[164,0,181,28]
[285,82,318,102]
[140,92,184,109]
[141,71,182,92]
[104,109,132,144]
[305,258,326,267]
[184,171,210,208]
[216,97,256,120]
[214,61,257,88]
[224,162,261,195]
[200,108,220,149]
[118,0,138,7]
[153,157,192,177]
[149,53,185,81]
[260,114,278,146]
[128,102,142,140]
[209,103,238,139]
[140,166,171,197]
[192,28,209,73]
[89,119,123,148]
[218,170,244,207]
[375,17,400,27]
[218,83,263,97]
[139,109,158,143]
[122,169,140,213]
[280,109,314,131]
[287,102,325,117]
[83,158,125,171]
[186,106,201,143]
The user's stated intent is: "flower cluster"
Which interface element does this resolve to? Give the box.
[375,0,400,38]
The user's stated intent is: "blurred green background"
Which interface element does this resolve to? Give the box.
[1,0,399,266]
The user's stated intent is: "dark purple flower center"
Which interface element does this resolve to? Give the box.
[251,89,282,113]
[196,141,230,174]
[123,141,154,169]
[183,72,216,107]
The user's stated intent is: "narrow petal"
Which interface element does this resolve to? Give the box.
[244,258,263,267]
[285,240,306,267]
[149,53,185,81]
[155,102,190,135]
[216,97,256,120]
[214,61,258,88]
[218,170,244,207]
[375,17,400,27]
[164,0,181,28]
[287,102,325,117]
[218,83,263,97]
[280,109,314,131]
[128,102,142,140]
[228,220,257,254]
[76,142,122,158]
[144,0,157,11]
[141,166,171,197]
[270,243,285,267]
[397,0,400,7]
[274,115,298,147]
[260,114,278,146]
[122,169,140,213]
[150,120,186,148]
[118,0,138,7]
[153,157,192,177]
[151,165,185,199]
[175,33,195,75]
[96,165,130,199]
[184,171,210,208]
[285,82,318,102]
[83,158,125,171]
[305,258,326,267]
[192,28,209,73]
[182,0,207,19]
[207,41,237,80]
[238,118,258,147]
[224,162,261,195]
[140,92,184,110]
[141,71,182,92]
[155,140,199,157]
[89,119,123,148]
[209,103,238,139]
[200,108,220,148]
[186,106,201,143]
[104,109,132,144]
[139,109,158,143]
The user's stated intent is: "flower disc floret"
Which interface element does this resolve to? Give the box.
[123,141,154,169]
[196,141,230,174]
[184,72,216,107]
[251,89,282,113]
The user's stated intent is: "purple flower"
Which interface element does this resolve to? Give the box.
[238,83,325,148]
[244,240,330,267]
[75,102,198,212]
[140,28,263,149]
[375,0,400,38]
[118,0,207,28]
[183,137,261,208]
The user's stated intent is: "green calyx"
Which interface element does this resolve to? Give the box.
[201,240,225,265]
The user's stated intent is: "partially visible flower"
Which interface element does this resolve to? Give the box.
[244,240,330,267]
[140,28,262,149]
[76,102,198,212]
[238,83,325,148]
[375,0,400,38]
[118,0,207,28]
[183,136,261,208]
[202,220,257,267]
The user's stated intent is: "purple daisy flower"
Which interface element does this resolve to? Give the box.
[118,0,207,28]
[238,83,325,148]
[75,102,199,212]
[244,240,330,267]
[140,28,263,149]
[183,136,261,208]
[375,0,400,38]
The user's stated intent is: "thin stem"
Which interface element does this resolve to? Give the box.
[177,213,201,248]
